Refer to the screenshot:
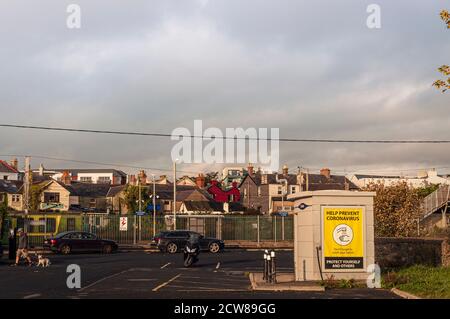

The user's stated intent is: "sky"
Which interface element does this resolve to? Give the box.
[0,0,449,177]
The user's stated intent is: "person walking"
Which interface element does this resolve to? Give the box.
[12,228,32,266]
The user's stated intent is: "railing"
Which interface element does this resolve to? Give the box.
[420,185,450,220]
[6,214,294,246]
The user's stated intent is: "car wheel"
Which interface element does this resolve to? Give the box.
[103,244,113,254]
[166,242,178,254]
[60,244,71,255]
[209,242,220,253]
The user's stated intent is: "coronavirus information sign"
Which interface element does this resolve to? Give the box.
[322,206,365,270]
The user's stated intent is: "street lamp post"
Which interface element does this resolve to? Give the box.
[173,160,177,230]
[152,174,157,237]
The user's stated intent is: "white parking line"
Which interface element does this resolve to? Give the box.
[152,274,181,292]
[78,269,130,293]
[160,262,171,269]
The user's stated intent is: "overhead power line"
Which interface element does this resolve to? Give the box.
[0,154,199,175]
[1,123,450,144]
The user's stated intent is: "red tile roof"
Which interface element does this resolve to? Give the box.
[0,160,19,174]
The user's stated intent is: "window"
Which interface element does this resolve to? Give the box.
[67,218,76,231]
[44,192,60,203]
[258,186,261,197]
[243,188,247,197]
[38,218,56,233]
[65,232,82,239]
[82,233,96,240]
[97,176,111,184]
[12,194,20,202]
[80,176,93,183]
[89,198,96,208]
[3,176,8,180]
[291,186,296,194]
[0,194,4,202]
[277,186,282,195]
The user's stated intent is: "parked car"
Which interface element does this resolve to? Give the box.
[153,230,224,254]
[43,231,118,255]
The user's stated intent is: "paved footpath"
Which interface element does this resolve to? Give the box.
[0,251,399,299]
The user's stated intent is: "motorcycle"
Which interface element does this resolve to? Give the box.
[183,245,199,267]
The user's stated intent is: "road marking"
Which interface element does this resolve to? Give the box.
[23,293,41,299]
[160,262,171,269]
[216,262,221,269]
[128,279,156,282]
[152,274,181,292]
[78,269,130,293]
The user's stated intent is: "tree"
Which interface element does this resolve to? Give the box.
[363,181,421,237]
[416,184,440,198]
[0,196,8,240]
[123,185,150,213]
[433,10,450,93]
[204,171,219,185]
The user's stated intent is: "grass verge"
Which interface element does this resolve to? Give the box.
[382,265,450,299]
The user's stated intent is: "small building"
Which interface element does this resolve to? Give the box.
[0,159,20,181]
[348,169,450,188]
[35,167,127,185]
[0,180,23,211]
[240,166,358,215]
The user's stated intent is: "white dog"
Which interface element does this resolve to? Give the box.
[37,254,51,267]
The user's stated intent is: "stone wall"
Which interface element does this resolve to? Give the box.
[375,237,448,268]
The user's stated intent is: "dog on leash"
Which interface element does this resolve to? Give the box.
[36,254,51,267]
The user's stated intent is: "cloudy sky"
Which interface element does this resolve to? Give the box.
[0,0,449,177]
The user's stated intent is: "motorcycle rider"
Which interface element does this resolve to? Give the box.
[183,233,201,265]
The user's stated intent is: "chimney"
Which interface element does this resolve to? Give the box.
[196,173,205,188]
[61,170,71,185]
[138,170,147,185]
[128,175,137,186]
[320,168,331,179]
[282,164,289,176]
[39,163,44,176]
[247,163,254,176]
[10,158,18,170]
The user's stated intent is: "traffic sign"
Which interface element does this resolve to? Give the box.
[135,211,146,216]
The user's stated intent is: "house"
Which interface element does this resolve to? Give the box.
[207,180,241,203]
[177,176,197,186]
[221,166,247,188]
[348,169,450,188]
[239,166,358,215]
[0,180,23,211]
[105,183,210,215]
[106,185,127,214]
[34,166,127,185]
[36,174,111,213]
[0,159,20,181]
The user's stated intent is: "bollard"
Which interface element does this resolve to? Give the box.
[263,252,267,281]
[266,255,271,283]
[270,250,277,284]
[264,249,269,282]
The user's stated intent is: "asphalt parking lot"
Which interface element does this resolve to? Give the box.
[0,250,399,299]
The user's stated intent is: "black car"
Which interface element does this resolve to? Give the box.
[43,231,118,255]
[153,230,224,254]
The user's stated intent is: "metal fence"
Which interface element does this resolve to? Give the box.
[5,214,294,246]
